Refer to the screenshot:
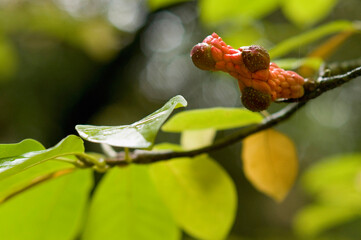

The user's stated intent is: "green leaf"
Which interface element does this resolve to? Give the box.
[293,204,360,237]
[150,147,237,240]
[301,154,361,207]
[302,154,361,195]
[0,135,84,180]
[147,0,190,11]
[294,154,361,237]
[0,161,73,203]
[181,129,216,150]
[82,165,180,240]
[76,95,187,149]
[199,0,280,26]
[162,107,262,132]
[0,169,93,240]
[269,21,356,59]
[273,57,323,70]
[282,0,338,27]
[0,138,44,158]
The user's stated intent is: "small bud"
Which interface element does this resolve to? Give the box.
[242,45,270,73]
[190,43,216,71]
[241,87,271,112]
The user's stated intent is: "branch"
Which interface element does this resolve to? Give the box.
[277,65,361,103]
[105,102,306,166]
[105,65,361,166]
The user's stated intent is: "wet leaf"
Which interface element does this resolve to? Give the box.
[76,95,187,149]
[242,129,298,202]
[0,135,84,180]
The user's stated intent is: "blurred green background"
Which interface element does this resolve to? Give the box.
[0,0,361,239]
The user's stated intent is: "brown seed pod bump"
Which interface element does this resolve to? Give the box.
[241,87,272,112]
[190,43,216,71]
[242,45,270,73]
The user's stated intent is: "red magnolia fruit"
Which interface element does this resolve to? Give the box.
[190,33,306,111]
[241,45,270,73]
[190,43,216,71]
[241,87,272,112]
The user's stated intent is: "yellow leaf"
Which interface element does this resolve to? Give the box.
[242,129,298,202]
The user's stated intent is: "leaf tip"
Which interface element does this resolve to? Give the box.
[172,95,188,108]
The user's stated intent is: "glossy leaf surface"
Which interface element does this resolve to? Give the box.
[83,165,180,240]
[150,147,237,240]
[0,169,93,240]
[242,129,298,202]
[76,95,187,148]
[0,135,84,180]
[162,107,262,132]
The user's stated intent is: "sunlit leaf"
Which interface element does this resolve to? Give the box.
[242,129,298,202]
[83,165,180,240]
[162,107,262,132]
[147,0,190,10]
[181,129,216,150]
[0,135,84,180]
[150,145,237,240]
[293,204,360,237]
[269,21,356,59]
[282,0,338,27]
[76,95,187,149]
[0,169,93,240]
[199,0,279,26]
[0,161,73,203]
